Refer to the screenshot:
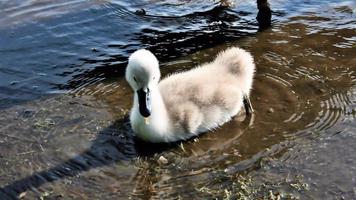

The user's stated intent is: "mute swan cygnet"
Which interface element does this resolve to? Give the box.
[126,47,255,143]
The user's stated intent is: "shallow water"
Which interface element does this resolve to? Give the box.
[0,0,355,199]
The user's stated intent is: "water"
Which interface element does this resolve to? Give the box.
[0,0,355,199]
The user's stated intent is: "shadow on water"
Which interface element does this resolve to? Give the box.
[0,117,163,199]
[0,110,253,199]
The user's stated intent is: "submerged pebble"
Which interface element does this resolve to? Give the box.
[157,156,168,165]
[267,108,274,113]
[21,109,36,118]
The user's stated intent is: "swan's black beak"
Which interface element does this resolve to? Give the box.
[137,88,151,117]
[243,93,253,115]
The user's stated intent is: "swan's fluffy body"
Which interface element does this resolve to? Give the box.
[126,47,255,143]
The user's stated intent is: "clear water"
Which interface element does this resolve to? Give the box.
[0,0,355,199]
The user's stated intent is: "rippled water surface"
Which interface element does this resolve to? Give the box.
[0,0,355,199]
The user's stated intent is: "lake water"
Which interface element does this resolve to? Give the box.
[0,0,355,199]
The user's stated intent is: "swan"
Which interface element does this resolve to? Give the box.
[125,47,255,143]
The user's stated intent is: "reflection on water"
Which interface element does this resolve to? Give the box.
[0,0,259,109]
[0,0,355,199]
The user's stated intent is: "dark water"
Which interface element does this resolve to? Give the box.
[0,0,257,108]
[0,0,355,199]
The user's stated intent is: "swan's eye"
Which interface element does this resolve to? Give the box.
[153,76,156,80]
[133,76,137,82]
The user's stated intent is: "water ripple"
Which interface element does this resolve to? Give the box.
[304,91,355,132]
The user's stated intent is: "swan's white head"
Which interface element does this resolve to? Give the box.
[126,49,161,117]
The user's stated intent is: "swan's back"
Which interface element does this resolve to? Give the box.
[159,47,255,140]
[213,47,255,95]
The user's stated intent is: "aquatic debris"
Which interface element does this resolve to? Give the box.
[21,109,37,118]
[268,107,274,113]
[135,9,146,15]
[157,156,168,165]
[180,142,186,152]
[16,150,36,156]
[268,190,281,200]
[10,80,19,85]
[40,191,51,200]
[195,167,308,200]
[224,189,232,200]
[18,192,26,199]
[0,131,34,143]
[33,118,55,129]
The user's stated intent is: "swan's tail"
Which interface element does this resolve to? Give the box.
[213,47,255,95]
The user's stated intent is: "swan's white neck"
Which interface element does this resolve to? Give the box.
[130,86,171,142]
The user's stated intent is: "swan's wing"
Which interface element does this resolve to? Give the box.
[159,68,243,134]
